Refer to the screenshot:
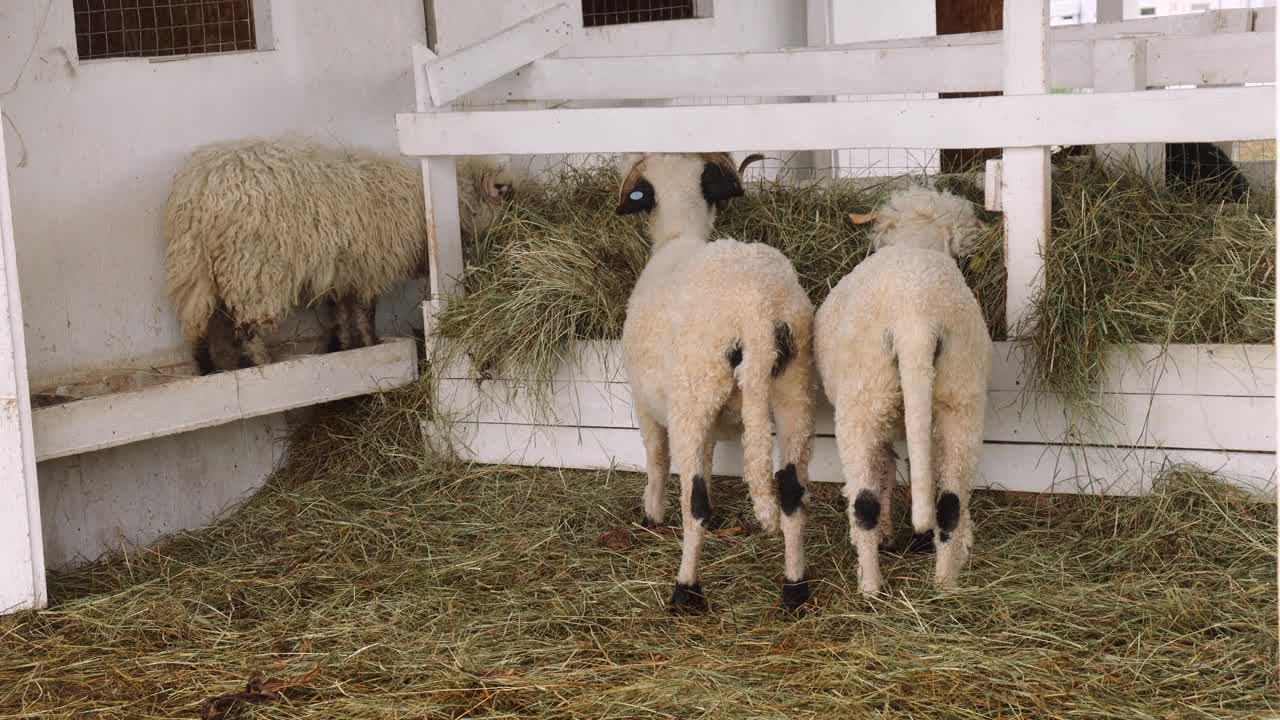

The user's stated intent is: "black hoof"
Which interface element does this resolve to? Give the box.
[781,578,811,613]
[326,334,343,353]
[906,529,936,554]
[668,582,706,612]
[640,515,662,529]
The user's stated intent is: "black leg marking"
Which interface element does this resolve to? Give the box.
[771,321,794,377]
[781,578,811,612]
[640,515,660,529]
[669,581,706,612]
[726,339,743,369]
[776,463,803,516]
[690,475,712,525]
[907,528,936,553]
[193,337,215,375]
[852,489,881,531]
[937,491,960,543]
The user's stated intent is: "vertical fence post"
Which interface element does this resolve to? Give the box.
[0,101,46,613]
[1094,39,1163,182]
[805,0,836,179]
[1000,0,1051,336]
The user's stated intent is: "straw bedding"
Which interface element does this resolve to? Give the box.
[435,160,1273,412]
[1,386,1274,718]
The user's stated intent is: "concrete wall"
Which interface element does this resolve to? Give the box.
[2,0,429,388]
[1,0,428,568]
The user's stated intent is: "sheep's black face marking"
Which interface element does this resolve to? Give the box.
[781,578,810,612]
[669,581,706,611]
[616,178,656,215]
[726,339,743,369]
[772,321,794,377]
[690,475,712,525]
[852,489,880,530]
[776,464,803,516]
[700,161,743,207]
[937,491,960,543]
[907,529,935,553]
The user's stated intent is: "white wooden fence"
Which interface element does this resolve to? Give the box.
[404,2,1277,496]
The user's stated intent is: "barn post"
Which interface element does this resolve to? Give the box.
[805,0,837,179]
[1094,38,1163,182]
[1000,0,1051,336]
[0,101,46,613]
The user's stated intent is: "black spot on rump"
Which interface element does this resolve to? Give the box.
[776,464,803,516]
[852,489,880,530]
[937,491,960,541]
[772,321,794,377]
[691,475,712,525]
[726,339,743,369]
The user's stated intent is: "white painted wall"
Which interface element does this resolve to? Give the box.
[2,0,429,388]
[1123,0,1274,17]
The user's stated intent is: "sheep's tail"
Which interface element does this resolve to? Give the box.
[163,190,219,349]
[734,320,795,535]
[893,325,940,535]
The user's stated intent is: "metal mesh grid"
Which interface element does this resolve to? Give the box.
[73,0,257,61]
[581,0,696,27]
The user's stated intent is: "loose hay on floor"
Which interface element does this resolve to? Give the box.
[434,162,1272,415]
[2,392,1274,719]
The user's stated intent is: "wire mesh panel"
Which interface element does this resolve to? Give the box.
[581,0,696,27]
[73,0,257,60]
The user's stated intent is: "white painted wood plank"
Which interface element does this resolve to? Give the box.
[0,100,45,613]
[1001,1,1051,337]
[437,340,1275,398]
[33,339,418,463]
[425,3,576,107]
[413,43,466,313]
[439,375,1274,452]
[466,33,1272,103]
[1147,33,1275,87]
[457,423,1275,497]
[398,86,1277,157]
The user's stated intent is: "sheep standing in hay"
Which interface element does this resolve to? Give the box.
[164,138,514,373]
[618,152,817,612]
[815,184,992,596]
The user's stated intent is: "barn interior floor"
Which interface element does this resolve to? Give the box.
[2,390,1275,719]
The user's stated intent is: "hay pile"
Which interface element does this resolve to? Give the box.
[1,392,1275,718]
[435,161,1273,409]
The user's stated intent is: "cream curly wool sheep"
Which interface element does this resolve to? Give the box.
[163,138,513,373]
[618,152,816,612]
[815,184,992,596]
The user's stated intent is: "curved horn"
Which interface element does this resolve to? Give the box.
[616,154,647,206]
[737,153,767,174]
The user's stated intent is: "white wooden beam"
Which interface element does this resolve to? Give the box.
[1094,38,1164,181]
[804,0,836,178]
[412,43,466,313]
[0,100,45,613]
[425,3,576,107]
[398,86,1275,157]
[1000,0,1051,337]
[464,32,1273,104]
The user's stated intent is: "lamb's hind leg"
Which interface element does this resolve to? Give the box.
[836,400,894,596]
[354,299,379,348]
[667,384,730,611]
[933,401,980,589]
[771,356,815,611]
[637,409,670,528]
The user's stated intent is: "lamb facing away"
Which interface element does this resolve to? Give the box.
[164,138,514,373]
[618,152,816,612]
[815,184,992,595]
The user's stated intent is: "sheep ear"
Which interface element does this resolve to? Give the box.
[616,159,655,215]
[699,153,744,206]
[848,211,877,225]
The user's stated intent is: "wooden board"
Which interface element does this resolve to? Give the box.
[398,86,1276,157]
[34,338,419,462]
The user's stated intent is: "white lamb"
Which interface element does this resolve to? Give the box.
[815,184,992,595]
[618,152,816,612]
[164,138,514,373]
